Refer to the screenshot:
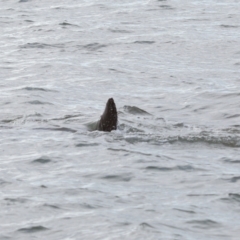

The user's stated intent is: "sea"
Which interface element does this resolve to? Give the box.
[0,0,240,239]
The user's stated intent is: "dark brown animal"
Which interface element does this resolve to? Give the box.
[97,98,117,132]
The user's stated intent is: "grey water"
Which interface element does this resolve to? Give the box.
[1,0,240,239]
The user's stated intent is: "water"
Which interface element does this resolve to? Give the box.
[1,0,240,239]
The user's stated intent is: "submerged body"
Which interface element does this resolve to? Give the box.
[96,98,117,132]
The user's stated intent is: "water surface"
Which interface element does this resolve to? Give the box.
[1,0,240,239]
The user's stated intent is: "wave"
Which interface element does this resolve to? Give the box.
[20,42,65,49]
[123,105,151,115]
[17,226,49,233]
[111,128,240,147]
[22,87,57,92]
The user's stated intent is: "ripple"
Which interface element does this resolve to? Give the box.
[225,114,240,119]
[171,135,240,148]
[1,116,22,123]
[26,100,53,105]
[222,157,240,164]
[32,157,52,164]
[0,179,11,186]
[20,42,64,49]
[174,208,196,214]
[186,219,221,229]
[133,41,155,44]
[109,28,132,33]
[82,43,107,51]
[100,173,132,182]
[146,166,173,171]
[0,235,10,240]
[76,142,99,147]
[24,20,34,23]
[43,204,61,209]
[123,105,151,115]
[118,124,144,133]
[229,193,240,202]
[80,203,101,209]
[22,87,57,92]
[4,197,28,204]
[110,129,240,147]
[108,68,126,73]
[220,24,239,28]
[221,193,240,203]
[223,176,240,183]
[17,226,49,233]
[59,22,79,27]
[108,148,152,156]
[159,5,174,10]
[124,136,151,144]
[140,222,155,229]
[35,127,77,133]
[188,194,217,197]
[146,165,202,172]
[52,114,83,121]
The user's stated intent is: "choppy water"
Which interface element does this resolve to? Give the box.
[1,0,240,239]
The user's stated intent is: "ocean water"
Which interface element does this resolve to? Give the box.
[1,0,240,239]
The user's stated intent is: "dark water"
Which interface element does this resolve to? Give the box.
[1,0,240,239]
